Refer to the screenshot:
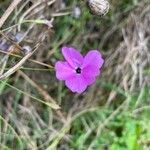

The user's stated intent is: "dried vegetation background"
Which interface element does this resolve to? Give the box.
[0,0,150,150]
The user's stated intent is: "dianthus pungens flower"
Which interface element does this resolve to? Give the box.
[55,46,104,93]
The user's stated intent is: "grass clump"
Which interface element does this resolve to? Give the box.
[0,0,150,149]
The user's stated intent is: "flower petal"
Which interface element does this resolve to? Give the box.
[65,75,87,93]
[82,50,104,69]
[82,65,100,78]
[62,46,83,68]
[55,61,74,80]
[83,75,96,85]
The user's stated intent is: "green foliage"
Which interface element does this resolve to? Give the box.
[67,110,150,150]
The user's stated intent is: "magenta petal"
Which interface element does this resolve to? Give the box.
[55,61,74,80]
[82,65,100,78]
[83,75,96,85]
[65,75,87,93]
[55,48,104,93]
[82,50,104,69]
[61,46,83,68]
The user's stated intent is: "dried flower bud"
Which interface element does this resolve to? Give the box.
[22,45,32,54]
[86,0,109,16]
[0,32,32,55]
[8,45,21,54]
[0,38,21,54]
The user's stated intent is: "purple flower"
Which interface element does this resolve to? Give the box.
[55,46,104,93]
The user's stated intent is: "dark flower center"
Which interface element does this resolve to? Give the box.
[76,67,81,74]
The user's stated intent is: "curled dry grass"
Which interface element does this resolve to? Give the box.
[103,2,150,105]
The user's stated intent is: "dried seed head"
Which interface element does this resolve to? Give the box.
[86,0,109,16]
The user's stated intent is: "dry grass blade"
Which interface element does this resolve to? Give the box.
[0,51,33,80]
[0,26,53,80]
[0,49,54,68]
[0,80,60,109]
[46,122,71,150]
[0,0,23,28]
[19,0,56,24]
[0,114,23,147]
[19,70,61,110]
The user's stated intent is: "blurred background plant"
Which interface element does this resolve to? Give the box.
[0,0,150,150]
